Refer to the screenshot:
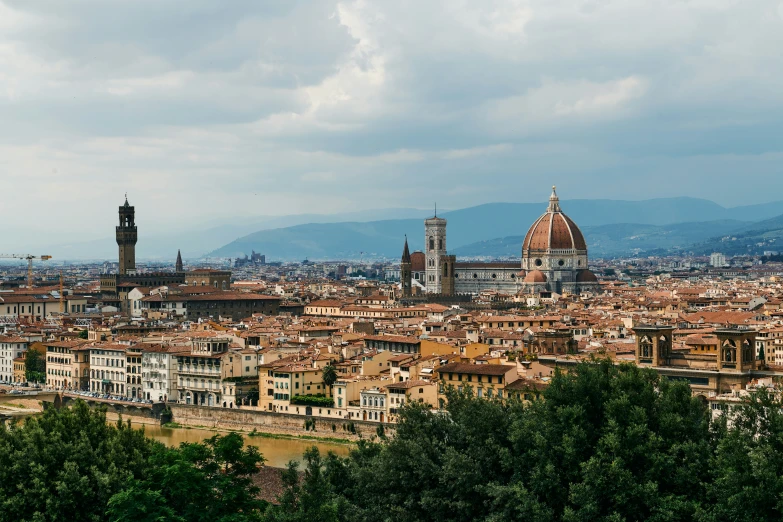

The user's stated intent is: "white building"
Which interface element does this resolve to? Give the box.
[359,387,388,422]
[89,344,127,395]
[176,337,229,406]
[141,343,183,402]
[0,336,27,383]
[710,253,727,267]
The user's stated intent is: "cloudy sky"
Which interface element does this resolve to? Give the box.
[2,0,783,246]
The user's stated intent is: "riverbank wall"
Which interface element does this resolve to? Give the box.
[170,404,389,440]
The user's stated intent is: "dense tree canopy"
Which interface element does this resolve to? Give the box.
[0,402,266,522]
[5,361,783,522]
[24,348,46,384]
[269,360,783,522]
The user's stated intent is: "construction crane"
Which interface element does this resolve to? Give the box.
[0,254,53,288]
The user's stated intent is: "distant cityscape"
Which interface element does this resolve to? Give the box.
[2,188,783,422]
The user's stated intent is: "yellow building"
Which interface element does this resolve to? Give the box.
[13,357,26,383]
[435,362,518,407]
[420,339,460,357]
[386,380,438,421]
[44,340,89,390]
[420,340,492,362]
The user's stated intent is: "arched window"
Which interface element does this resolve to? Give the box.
[429,237,434,250]
[640,336,652,358]
[723,340,737,363]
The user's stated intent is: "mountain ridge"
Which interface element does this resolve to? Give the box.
[210,198,783,260]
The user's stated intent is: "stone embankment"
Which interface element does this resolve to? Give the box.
[170,404,390,440]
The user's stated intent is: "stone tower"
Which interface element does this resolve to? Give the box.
[401,236,412,298]
[632,324,674,367]
[176,249,184,273]
[424,208,447,293]
[440,254,456,296]
[116,196,137,275]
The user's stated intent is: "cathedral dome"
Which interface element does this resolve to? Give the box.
[410,251,425,272]
[522,187,587,252]
[524,270,547,283]
[576,269,598,283]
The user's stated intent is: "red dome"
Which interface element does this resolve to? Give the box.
[576,269,598,283]
[522,187,587,252]
[410,251,425,272]
[524,270,548,283]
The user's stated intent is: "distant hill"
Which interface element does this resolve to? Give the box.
[210,197,783,260]
[452,220,749,258]
[689,213,783,256]
[44,207,436,261]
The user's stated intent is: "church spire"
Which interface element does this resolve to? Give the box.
[175,249,183,272]
[547,185,561,213]
[401,235,411,263]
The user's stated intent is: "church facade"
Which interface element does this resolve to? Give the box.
[401,187,599,296]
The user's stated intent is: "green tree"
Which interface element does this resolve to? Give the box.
[78,329,89,339]
[0,401,153,522]
[246,387,260,404]
[700,388,783,522]
[24,348,45,383]
[112,432,267,522]
[321,364,338,395]
[293,360,715,522]
[266,448,342,522]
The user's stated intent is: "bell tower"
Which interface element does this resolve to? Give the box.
[632,324,674,366]
[424,205,447,293]
[401,237,412,298]
[117,195,137,275]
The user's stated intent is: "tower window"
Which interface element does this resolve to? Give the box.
[558,259,565,267]
[429,237,434,250]
[438,239,443,250]
[535,259,543,267]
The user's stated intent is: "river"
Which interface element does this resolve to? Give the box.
[137,424,353,468]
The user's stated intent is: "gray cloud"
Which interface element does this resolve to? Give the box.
[1,0,783,251]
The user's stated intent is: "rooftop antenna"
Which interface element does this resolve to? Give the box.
[434,202,437,218]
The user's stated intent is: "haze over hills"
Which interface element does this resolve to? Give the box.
[210,197,783,260]
[42,207,437,261]
[36,197,783,261]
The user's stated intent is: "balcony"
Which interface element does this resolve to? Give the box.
[177,365,220,376]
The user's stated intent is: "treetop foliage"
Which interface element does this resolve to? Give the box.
[4,361,783,522]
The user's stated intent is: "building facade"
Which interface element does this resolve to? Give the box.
[176,337,228,406]
[141,344,182,402]
[89,344,127,395]
[0,336,27,383]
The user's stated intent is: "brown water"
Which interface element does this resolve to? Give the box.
[136,424,353,468]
